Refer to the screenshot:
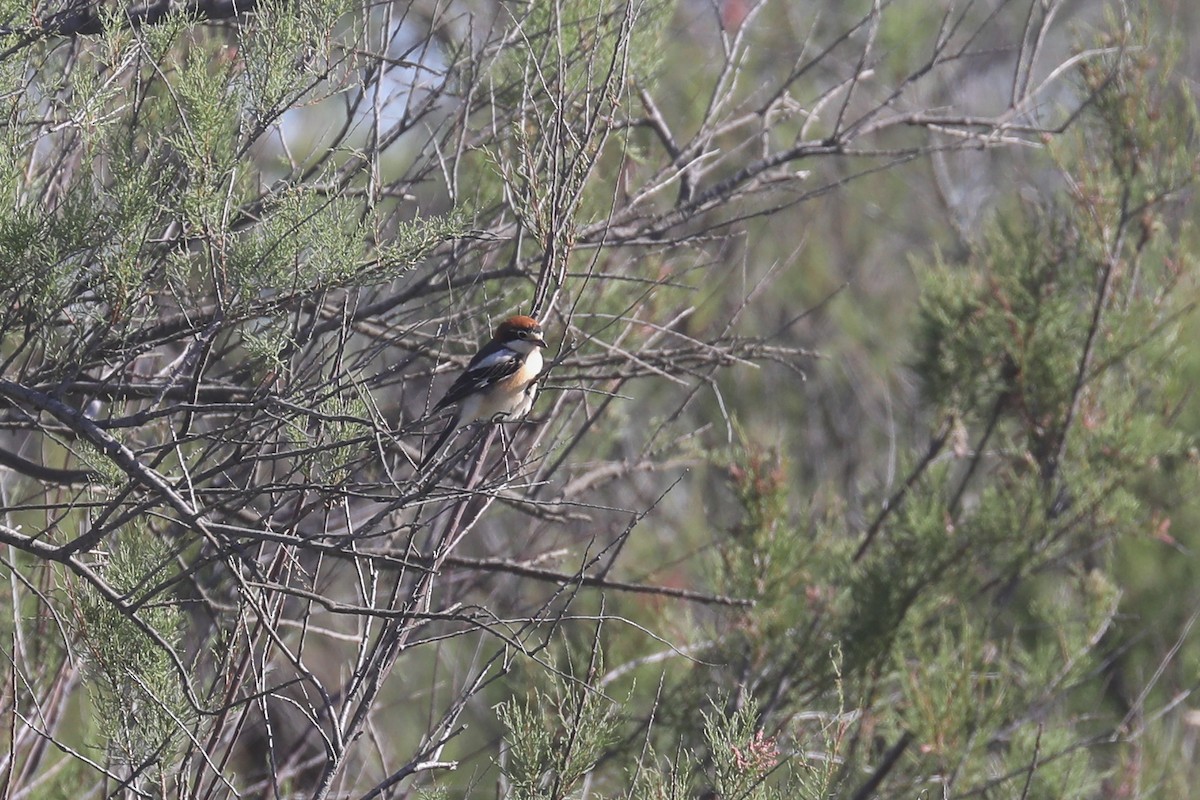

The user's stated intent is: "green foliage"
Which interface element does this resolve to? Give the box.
[94,149,167,316]
[708,437,855,693]
[74,440,127,489]
[309,394,369,485]
[916,210,1087,428]
[413,788,450,800]
[885,16,1198,797]
[634,18,1200,800]
[628,750,695,800]
[71,525,190,780]
[239,0,351,125]
[227,189,362,302]
[167,49,243,206]
[241,318,292,380]
[225,190,462,308]
[704,701,782,799]
[629,694,845,800]
[377,207,469,278]
[496,671,622,799]
[0,178,103,322]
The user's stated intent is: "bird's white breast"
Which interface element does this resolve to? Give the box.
[460,348,543,423]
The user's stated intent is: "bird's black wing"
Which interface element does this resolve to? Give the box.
[432,345,522,412]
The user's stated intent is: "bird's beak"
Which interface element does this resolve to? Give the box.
[532,334,548,348]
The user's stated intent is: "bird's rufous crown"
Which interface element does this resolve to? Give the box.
[496,315,541,337]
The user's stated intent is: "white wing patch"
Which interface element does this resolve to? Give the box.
[468,348,517,374]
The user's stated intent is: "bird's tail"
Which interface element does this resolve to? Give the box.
[418,417,458,470]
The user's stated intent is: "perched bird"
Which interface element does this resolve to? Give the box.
[419,315,548,468]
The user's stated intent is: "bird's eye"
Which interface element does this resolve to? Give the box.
[517,330,528,338]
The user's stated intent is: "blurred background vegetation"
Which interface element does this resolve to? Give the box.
[0,0,1197,798]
